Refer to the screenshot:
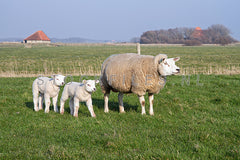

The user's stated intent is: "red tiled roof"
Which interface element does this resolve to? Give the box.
[195,27,202,31]
[24,30,50,41]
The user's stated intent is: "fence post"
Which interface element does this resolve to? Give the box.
[137,43,141,55]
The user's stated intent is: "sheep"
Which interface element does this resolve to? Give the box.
[32,75,65,113]
[100,53,180,115]
[60,80,99,117]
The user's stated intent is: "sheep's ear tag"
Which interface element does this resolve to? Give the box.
[159,58,165,64]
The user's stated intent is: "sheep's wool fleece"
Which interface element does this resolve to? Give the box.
[100,53,167,96]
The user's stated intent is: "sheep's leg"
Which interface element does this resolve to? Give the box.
[33,90,39,112]
[149,93,154,115]
[60,98,66,115]
[52,95,59,113]
[69,97,74,115]
[38,93,44,110]
[118,92,125,113]
[73,97,79,117]
[139,95,146,115]
[104,93,110,113]
[86,99,96,117]
[60,90,69,114]
[44,94,51,113]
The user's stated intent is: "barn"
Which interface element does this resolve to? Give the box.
[24,30,51,43]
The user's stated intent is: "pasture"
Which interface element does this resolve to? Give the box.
[0,43,240,159]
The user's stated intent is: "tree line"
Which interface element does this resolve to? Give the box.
[140,24,237,45]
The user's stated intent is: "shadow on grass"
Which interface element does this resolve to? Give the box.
[92,98,138,112]
[25,98,138,114]
[25,102,34,111]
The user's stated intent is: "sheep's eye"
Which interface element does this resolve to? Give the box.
[164,62,170,67]
[56,78,59,80]
[87,84,91,87]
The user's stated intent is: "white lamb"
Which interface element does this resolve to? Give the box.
[60,80,99,117]
[100,53,180,115]
[32,75,65,113]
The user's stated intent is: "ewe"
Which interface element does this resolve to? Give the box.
[100,53,180,115]
[60,80,99,117]
[32,75,65,113]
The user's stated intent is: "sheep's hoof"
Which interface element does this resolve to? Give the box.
[34,109,39,112]
[120,111,126,114]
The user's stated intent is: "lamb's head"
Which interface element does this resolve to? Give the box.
[52,75,65,86]
[154,54,180,76]
[82,80,99,93]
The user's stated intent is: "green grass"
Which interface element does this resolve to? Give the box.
[0,75,240,159]
[0,43,240,76]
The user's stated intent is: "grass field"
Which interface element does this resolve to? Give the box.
[0,43,240,159]
[0,75,240,159]
[0,43,240,76]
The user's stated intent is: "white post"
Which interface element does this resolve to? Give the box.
[137,43,141,55]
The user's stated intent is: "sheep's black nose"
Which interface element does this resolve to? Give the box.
[93,88,96,91]
[176,69,180,73]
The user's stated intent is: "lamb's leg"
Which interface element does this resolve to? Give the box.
[60,98,65,115]
[38,93,44,110]
[73,97,79,117]
[118,92,125,113]
[60,90,69,114]
[44,94,51,113]
[104,92,110,113]
[149,93,154,115]
[86,98,96,117]
[52,95,59,113]
[139,95,146,115]
[33,90,39,112]
[69,97,74,115]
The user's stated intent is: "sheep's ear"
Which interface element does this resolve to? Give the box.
[95,80,99,84]
[154,54,167,65]
[51,75,56,78]
[173,57,180,62]
[82,80,86,84]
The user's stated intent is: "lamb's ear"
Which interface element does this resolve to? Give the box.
[82,80,86,84]
[95,80,99,84]
[154,54,168,65]
[173,57,180,62]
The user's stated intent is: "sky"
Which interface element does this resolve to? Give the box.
[1,0,240,41]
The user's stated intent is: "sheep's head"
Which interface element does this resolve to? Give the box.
[82,80,99,93]
[52,74,65,86]
[154,54,180,76]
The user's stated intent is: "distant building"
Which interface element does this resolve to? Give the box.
[24,30,50,43]
[191,27,203,39]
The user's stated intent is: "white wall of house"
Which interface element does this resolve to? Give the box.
[24,40,51,43]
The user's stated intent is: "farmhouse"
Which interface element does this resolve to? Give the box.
[24,30,51,43]
[191,27,203,39]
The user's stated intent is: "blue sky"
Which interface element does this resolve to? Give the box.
[1,0,240,41]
